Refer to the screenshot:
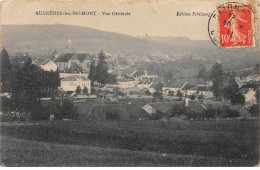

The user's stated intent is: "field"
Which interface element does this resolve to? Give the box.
[0,119,259,166]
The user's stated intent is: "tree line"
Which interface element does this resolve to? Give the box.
[0,49,77,121]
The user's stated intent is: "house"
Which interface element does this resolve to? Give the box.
[239,88,257,108]
[180,82,196,96]
[188,85,214,98]
[105,94,118,102]
[101,85,118,92]
[40,59,57,71]
[242,75,258,83]
[140,70,158,80]
[117,75,137,88]
[162,79,187,95]
[60,75,91,94]
[137,79,153,89]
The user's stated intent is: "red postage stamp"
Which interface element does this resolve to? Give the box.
[218,4,254,48]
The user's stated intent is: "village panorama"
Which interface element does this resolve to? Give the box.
[0,26,259,167]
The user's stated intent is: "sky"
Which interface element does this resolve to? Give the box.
[1,0,258,40]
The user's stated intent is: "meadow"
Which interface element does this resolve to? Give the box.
[1,119,258,166]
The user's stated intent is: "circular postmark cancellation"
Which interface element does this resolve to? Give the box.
[208,2,256,48]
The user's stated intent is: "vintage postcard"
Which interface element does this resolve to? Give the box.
[0,0,259,167]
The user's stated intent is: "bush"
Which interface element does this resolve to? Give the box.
[150,110,165,120]
[167,104,187,118]
[227,109,240,118]
[105,109,120,121]
[32,99,79,121]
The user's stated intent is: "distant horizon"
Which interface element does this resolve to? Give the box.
[2,23,213,41]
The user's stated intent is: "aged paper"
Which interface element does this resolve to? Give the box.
[0,0,259,167]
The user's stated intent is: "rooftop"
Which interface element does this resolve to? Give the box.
[61,75,90,81]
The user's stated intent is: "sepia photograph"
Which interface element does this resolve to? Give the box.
[0,0,259,167]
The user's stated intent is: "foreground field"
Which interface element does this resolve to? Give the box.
[1,119,259,166]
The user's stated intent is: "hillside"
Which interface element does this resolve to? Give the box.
[2,24,259,70]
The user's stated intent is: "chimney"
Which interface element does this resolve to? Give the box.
[185,98,189,107]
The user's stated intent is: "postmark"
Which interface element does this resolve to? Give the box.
[208,2,255,48]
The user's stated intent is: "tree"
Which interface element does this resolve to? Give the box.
[212,63,224,100]
[11,56,42,114]
[76,85,81,94]
[197,64,206,80]
[83,86,88,95]
[1,48,12,93]
[95,51,109,84]
[223,72,245,105]
[167,104,187,118]
[88,60,96,83]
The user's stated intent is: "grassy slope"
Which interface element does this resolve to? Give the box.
[1,135,257,167]
[1,120,259,166]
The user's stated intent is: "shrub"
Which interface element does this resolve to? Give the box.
[227,109,240,118]
[167,104,187,118]
[150,110,165,120]
[105,109,120,121]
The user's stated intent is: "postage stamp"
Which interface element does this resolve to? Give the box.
[208,2,255,48]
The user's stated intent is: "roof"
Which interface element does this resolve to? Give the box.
[33,58,46,65]
[70,54,80,60]
[61,75,90,81]
[143,101,183,114]
[70,53,94,62]
[105,94,118,98]
[239,88,251,94]
[182,82,196,90]
[74,75,90,81]
[61,76,78,81]
[117,75,135,82]
[40,59,53,65]
[166,79,187,88]
[121,68,137,76]
[189,85,211,91]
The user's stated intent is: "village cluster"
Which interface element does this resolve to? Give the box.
[36,51,259,118]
